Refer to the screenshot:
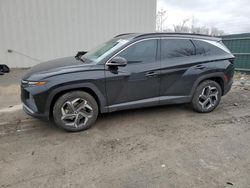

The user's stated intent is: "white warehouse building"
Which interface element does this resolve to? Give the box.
[0,0,156,68]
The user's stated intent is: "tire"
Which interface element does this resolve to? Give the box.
[53,91,98,132]
[191,80,222,113]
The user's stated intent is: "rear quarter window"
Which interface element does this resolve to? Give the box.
[192,40,227,56]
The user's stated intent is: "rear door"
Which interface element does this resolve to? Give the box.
[105,39,161,111]
[159,38,197,101]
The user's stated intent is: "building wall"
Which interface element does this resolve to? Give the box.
[0,0,156,67]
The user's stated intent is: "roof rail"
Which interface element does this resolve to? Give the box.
[134,32,221,41]
[134,32,213,38]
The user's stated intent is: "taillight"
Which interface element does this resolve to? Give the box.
[224,74,229,83]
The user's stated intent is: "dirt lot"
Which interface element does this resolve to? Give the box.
[0,69,250,188]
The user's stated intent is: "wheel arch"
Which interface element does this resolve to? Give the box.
[46,84,108,120]
[208,77,224,94]
[190,73,226,97]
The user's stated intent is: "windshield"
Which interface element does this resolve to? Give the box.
[82,38,129,62]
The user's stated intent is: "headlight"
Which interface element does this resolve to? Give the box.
[22,80,46,86]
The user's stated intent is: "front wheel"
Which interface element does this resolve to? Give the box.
[53,91,98,132]
[191,80,222,113]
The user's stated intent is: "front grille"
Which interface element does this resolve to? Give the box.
[24,90,29,99]
[21,85,29,100]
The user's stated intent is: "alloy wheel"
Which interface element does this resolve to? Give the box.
[198,85,219,110]
[61,98,93,127]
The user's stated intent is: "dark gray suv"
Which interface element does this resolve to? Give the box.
[21,33,235,131]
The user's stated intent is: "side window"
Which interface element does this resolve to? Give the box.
[118,39,157,63]
[192,40,226,56]
[161,39,196,60]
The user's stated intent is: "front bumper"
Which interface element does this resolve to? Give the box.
[22,103,48,120]
[21,85,49,120]
[23,103,35,114]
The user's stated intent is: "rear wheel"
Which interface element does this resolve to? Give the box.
[191,80,222,113]
[53,91,98,132]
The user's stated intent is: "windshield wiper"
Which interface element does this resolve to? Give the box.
[75,51,87,63]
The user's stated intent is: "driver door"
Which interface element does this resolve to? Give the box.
[105,39,161,112]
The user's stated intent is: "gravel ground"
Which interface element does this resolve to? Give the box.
[0,69,250,188]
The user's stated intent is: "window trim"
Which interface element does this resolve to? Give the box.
[105,37,225,65]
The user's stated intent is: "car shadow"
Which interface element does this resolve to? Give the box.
[22,103,193,133]
[94,103,193,129]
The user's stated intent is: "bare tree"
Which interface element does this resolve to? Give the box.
[190,15,197,33]
[173,16,225,36]
[180,18,189,31]
[192,26,209,35]
[156,9,167,32]
[173,25,190,33]
[210,27,225,36]
[173,19,190,33]
[155,12,225,36]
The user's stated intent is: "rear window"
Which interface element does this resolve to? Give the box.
[161,39,196,60]
[192,40,228,56]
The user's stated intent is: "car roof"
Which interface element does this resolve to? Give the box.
[115,32,221,41]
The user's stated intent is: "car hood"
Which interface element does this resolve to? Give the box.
[22,56,94,81]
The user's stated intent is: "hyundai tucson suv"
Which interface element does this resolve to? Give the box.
[21,33,235,132]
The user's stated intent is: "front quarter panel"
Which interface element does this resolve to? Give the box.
[24,64,107,117]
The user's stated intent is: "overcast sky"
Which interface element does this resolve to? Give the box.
[157,0,250,34]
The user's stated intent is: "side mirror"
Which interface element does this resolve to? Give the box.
[106,56,127,67]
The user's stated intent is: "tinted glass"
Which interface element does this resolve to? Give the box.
[192,40,226,56]
[161,39,195,60]
[83,38,129,62]
[118,39,157,63]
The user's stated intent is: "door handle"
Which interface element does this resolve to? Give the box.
[146,71,158,77]
[195,64,206,70]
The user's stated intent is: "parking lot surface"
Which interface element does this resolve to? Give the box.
[0,69,250,188]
